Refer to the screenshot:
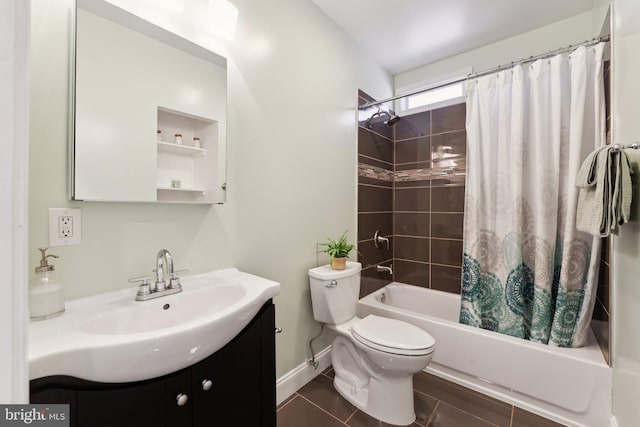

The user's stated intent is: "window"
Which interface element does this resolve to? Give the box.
[397,80,465,113]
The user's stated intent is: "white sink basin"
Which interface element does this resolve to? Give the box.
[29,268,280,383]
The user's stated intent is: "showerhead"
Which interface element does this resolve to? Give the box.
[365,109,401,128]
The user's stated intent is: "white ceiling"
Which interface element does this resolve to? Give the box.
[311,0,595,75]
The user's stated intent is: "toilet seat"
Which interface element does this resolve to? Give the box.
[351,315,435,356]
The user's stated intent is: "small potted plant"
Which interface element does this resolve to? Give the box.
[321,231,355,270]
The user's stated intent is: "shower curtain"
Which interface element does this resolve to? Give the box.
[460,43,605,347]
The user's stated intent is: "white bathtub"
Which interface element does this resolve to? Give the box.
[358,283,611,427]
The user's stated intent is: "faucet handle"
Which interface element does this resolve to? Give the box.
[169,269,188,290]
[129,276,152,296]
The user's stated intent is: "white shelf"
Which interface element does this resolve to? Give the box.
[157,186,206,194]
[157,141,205,156]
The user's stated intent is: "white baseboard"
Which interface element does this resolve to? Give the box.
[276,345,332,405]
[610,415,618,427]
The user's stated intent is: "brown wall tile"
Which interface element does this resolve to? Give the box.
[358,127,393,163]
[358,154,392,170]
[396,179,431,188]
[360,266,392,298]
[396,161,432,171]
[395,110,431,140]
[357,239,392,268]
[358,185,392,213]
[431,239,463,267]
[395,212,430,236]
[395,188,430,211]
[431,131,467,166]
[431,103,466,134]
[395,236,429,262]
[358,213,392,242]
[431,186,465,212]
[431,265,462,294]
[396,136,431,164]
[431,213,464,239]
[394,260,429,288]
[358,176,392,188]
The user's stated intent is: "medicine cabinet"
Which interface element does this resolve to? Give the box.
[70,0,227,204]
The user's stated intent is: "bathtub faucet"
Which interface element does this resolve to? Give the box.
[376,264,393,275]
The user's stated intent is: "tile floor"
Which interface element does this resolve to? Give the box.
[277,367,566,427]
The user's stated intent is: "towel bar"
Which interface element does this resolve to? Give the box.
[611,142,639,152]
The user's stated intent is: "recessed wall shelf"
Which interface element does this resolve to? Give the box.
[157,141,206,156]
[157,187,206,194]
[156,107,220,204]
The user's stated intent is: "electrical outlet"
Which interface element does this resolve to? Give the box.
[49,208,82,246]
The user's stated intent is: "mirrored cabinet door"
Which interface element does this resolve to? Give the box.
[71,0,227,204]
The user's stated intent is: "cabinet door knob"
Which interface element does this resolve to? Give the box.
[201,379,213,391]
[176,393,189,406]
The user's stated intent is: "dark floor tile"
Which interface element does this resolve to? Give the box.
[277,395,347,427]
[426,402,498,427]
[297,374,357,422]
[277,393,297,411]
[511,407,567,427]
[346,409,423,427]
[413,390,439,426]
[322,366,335,378]
[414,373,511,427]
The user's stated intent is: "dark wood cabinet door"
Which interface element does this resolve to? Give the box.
[192,303,275,427]
[75,370,191,427]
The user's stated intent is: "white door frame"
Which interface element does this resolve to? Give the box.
[0,0,29,403]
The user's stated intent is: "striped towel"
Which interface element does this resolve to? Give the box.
[576,145,633,236]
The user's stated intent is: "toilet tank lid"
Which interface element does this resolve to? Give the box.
[309,262,362,280]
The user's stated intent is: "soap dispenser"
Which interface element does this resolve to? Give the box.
[29,248,65,320]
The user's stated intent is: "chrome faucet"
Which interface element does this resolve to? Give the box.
[376,264,393,275]
[129,249,187,301]
[155,249,173,292]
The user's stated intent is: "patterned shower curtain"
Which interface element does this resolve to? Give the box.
[460,43,605,347]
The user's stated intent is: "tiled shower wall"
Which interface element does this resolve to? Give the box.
[357,90,466,297]
[357,91,394,298]
[393,104,466,293]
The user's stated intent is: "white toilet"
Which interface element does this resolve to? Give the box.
[309,261,435,426]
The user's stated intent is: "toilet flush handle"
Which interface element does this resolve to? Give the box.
[325,280,338,288]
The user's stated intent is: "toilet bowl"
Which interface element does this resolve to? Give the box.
[309,262,436,426]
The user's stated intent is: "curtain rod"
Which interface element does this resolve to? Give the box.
[359,35,610,110]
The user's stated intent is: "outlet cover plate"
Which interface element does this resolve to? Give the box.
[49,208,82,246]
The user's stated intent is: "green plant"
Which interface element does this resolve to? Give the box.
[321,231,355,259]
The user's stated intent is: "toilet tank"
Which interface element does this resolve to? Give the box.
[309,261,362,324]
